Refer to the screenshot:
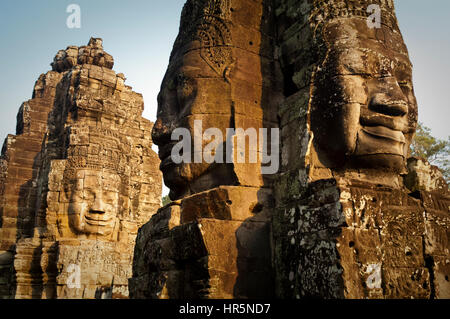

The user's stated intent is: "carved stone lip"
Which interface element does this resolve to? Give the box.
[84,214,112,226]
[361,126,406,143]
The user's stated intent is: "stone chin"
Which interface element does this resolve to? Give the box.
[81,215,115,236]
[160,156,199,199]
[68,204,116,237]
[350,126,409,172]
[160,162,190,200]
[161,158,236,200]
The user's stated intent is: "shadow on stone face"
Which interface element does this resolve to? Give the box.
[0,247,15,298]
[231,0,282,299]
[30,243,43,299]
[233,190,274,298]
[95,284,113,299]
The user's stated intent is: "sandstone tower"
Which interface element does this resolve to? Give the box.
[1,1,448,301]
[272,0,450,299]
[130,0,449,299]
[0,38,162,298]
[130,0,281,298]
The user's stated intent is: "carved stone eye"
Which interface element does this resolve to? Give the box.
[176,73,186,86]
[397,80,409,88]
[176,74,196,104]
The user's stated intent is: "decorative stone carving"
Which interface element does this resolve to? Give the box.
[132,0,449,300]
[153,0,282,200]
[0,38,162,299]
[130,0,282,298]
[130,186,274,298]
[273,0,449,299]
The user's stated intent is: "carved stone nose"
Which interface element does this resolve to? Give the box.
[151,118,172,145]
[369,93,408,117]
[90,194,105,214]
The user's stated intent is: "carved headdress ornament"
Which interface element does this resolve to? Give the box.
[170,0,233,77]
[311,0,399,30]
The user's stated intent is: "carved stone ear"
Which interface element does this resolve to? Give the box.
[223,58,235,83]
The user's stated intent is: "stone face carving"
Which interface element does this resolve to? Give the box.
[309,2,418,172]
[0,38,162,299]
[152,13,236,201]
[152,0,282,200]
[273,0,449,299]
[132,0,449,300]
[65,168,120,237]
[131,0,281,298]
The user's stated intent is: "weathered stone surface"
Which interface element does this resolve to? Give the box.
[131,0,449,300]
[272,0,449,300]
[151,0,282,201]
[131,0,279,299]
[0,38,161,298]
[130,186,273,299]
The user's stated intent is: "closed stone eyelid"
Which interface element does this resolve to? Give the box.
[176,73,187,85]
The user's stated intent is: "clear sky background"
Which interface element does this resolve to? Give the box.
[0,0,449,196]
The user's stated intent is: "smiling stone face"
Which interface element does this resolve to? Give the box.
[66,169,120,237]
[310,18,418,172]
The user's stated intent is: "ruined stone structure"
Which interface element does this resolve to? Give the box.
[130,0,449,299]
[130,0,282,298]
[0,0,447,301]
[272,0,449,299]
[0,38,162,299]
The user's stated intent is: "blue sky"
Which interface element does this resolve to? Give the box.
[395,0,450,140]
[0,1,449,195]
[0,0,186,139]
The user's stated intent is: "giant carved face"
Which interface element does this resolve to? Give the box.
[311,18,418,172]
[152,1,281,199]
[66,169,120,237]
[152,49,237,200]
